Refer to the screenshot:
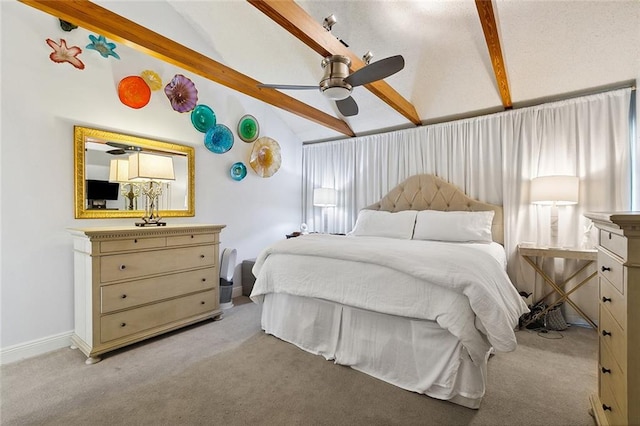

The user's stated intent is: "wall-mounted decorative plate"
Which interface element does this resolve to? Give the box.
[164,74,198,113]
[191,104,216,133]
[204,124,234,154]
[118,76,151,109]
[250,136,281,178]
[237,114,259,142]
[230,162,247,181]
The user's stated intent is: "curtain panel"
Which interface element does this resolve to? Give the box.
[302,88,633,297]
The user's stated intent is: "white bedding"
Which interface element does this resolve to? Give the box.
[251,234,529,364]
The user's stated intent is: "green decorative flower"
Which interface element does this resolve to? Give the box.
[86,34,120,59]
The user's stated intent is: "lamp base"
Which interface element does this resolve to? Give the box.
[135,222,167,227]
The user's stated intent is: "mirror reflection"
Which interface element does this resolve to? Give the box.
[74,126,195,219]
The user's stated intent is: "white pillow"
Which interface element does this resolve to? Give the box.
[413,210,495,243]
[350,210,418,239]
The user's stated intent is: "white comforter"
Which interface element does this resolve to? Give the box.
[251,234,529,364]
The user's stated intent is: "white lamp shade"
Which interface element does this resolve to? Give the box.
[128,152,175,182]
[531,175,579,205]
[108,159,130,182]
[313,187,337,207]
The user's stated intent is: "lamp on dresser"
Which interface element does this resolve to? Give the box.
[128,152,175,226]
[531,175,579,247]
[108,158,140,211]
[313,187,337,233]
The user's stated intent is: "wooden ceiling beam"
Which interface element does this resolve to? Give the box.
[18,0,355,137]
[248,0,422,126]
[475,0,512,109]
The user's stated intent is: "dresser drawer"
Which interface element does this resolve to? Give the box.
[167,233,217,246]
[100,245,216,283]
[100,237,166,253]
[100,289,217,343]
[101,267,217,313]
[600,229,627,260]
[600,379,626,426]
[598,250,624,295]
[600,340,627,416]
[600,306,627,372]
[600,277,627,331]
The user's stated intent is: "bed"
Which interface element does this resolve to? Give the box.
[250,174,528,409]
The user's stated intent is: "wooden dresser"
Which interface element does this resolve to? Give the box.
[584,212,640,426]
[68,224,225,364]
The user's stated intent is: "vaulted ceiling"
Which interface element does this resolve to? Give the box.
[19,0,640,143]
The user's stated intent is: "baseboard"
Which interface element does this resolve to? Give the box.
[0,331,73,365]
[565,312,595,328]
[232,285,243,299]
[2,288,246,366]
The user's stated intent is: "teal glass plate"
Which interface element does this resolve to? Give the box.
[204,124,233,154]
[237,114,259,142]
[230,162,247,181]
[191,104,216,133]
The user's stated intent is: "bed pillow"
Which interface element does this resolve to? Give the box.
[413,210,494,243]
[349,209,418,239]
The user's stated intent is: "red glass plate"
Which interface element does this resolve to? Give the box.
[118,76,151,109]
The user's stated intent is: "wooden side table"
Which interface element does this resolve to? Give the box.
[518,243,598,328]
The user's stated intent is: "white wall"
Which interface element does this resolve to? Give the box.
[0,3,302,355]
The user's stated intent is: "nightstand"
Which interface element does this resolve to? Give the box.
[518,243,598,328]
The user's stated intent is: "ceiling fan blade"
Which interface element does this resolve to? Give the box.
[258,83,319,90]
[344,55,405,87]
[335,96,359,117]
[106,142,142,151]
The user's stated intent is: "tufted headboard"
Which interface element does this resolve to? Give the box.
[364,174,504,244]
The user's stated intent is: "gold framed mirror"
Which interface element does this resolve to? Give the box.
[74,126,195,219]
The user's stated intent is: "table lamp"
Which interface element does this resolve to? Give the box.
[531,175,579,247]
[128,152,175,226]
[313,187,337,233]
[108,158,140,210]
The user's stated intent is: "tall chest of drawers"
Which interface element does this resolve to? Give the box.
[68,224,225,364]
[584,212,640,426]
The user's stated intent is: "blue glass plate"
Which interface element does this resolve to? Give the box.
[204,124,234,154]
[230,162,247,181]
[191,104,216,133]
[237,114,259,142]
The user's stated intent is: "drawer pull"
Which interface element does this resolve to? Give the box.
[120,322,126,327]
[603,404,612,411]
[121,294,127,299]
[119,264,126,270]
[202,278,207,282]
[602,296,611,303]
[601,266,611,272]
[602,330,612,337]
[601,367,611,374]
[200,254,205,259]
[134,239,138,243]
[191,235,194,239]
[201,301,206,305]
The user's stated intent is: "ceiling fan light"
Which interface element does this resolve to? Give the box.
[323,14,336,31]
[322,86,352,100]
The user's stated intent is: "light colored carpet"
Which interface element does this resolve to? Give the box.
[1,297,597,425]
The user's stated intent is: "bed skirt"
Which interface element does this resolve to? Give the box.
[260,293,489,409]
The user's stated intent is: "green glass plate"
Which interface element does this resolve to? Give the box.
[191,104,216,133]
[237,114,259,142]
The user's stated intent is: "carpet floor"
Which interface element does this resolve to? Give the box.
[1,297,598,426]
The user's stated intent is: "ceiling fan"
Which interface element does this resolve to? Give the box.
[105,142,143,155]
[258,54,405,117]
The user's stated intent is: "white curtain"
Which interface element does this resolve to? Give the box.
[303,116,505,233]
[302,88,634,297]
